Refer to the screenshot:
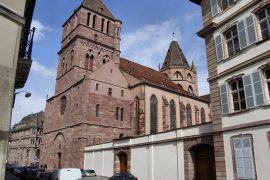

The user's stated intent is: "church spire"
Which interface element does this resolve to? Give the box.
[161,37,190,70]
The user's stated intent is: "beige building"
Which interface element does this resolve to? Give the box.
[8,111,44,166]
[0,0,35,178]
[191,0,270,179]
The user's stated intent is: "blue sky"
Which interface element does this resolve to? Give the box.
[12,0,209,125]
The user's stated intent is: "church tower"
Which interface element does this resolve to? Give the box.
[55,0,122,94]
[160,37,198,96]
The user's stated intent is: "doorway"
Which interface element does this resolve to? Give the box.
[118,152,127,173]
[194,145,216,180]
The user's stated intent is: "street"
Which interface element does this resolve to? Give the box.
[81,176,108,180]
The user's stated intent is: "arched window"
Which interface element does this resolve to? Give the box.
[187,73,192,81]
[120,108,124,121]
[60,96,67,115]
[92,15,96,29]
[135,97,140,135]
[116,107,119,120]
[150,95,158,134]
[87,12,91,26]
[85,54,90,70]
[195,106,199,124]
[177,84,183,90]
[170,100,176,130]
[201,108,206,123]
[180,101,186,127]
[188,86,194,94]
[107,21,110,34]
[96,104,100,117]
[85,53,94,70]
[89,55,94,71]
[174,71,183,80]
[186,104,192,126]
[101,18,105,32]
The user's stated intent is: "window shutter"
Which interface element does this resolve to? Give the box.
[220,84,229,114]
[252,71,265,106]
[215,35,224,62]
[245,15,257,45]
[243,75,255,108]
[210,0,219,17]
[237,20,248,49]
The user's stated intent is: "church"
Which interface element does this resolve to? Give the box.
[40,0,215,179]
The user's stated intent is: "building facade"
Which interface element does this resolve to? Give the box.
[191,0,270,179]
[0,0,35,178]
[41,1,214,178]
[8,111,44,166]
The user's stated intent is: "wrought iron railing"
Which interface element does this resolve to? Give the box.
[19,27,36,59]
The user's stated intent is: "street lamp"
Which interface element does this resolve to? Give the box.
[15,91,31,98]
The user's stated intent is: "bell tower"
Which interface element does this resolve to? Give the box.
[55,0,122,94]
[160,35,198,96]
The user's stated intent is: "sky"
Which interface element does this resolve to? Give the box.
[12,0,209,125]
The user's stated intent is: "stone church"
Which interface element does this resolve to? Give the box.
[40,0,212,175]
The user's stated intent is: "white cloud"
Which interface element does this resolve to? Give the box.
[121,18,182,69]
[31,20,52,41]
[31,60,56,78]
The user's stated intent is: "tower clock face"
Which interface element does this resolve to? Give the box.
[60,96,67,115]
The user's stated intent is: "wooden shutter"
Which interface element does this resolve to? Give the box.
[237,20,248,49]
[210,0,219,17]
[252,71,265,106]
[215,35,224,62]
[243,74,255,108]
[220,84,229,114]
[246,15,257,45]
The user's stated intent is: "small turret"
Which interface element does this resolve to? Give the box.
[191,60,197,73]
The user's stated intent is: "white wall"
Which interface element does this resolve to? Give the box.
[223,125,270,179]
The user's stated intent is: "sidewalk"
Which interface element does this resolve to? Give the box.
[5,171,20,180]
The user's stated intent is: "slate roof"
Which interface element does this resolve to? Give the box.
[119,58,190,95]
[82,0,116,20]
[161,40,190,70]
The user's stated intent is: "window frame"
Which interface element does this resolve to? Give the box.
[229,77,247,112]
[150,95,158,134]
[186,104,192,127]
[231,134,257,180]
[221,0,235,11]
[223,25,240,58]
[256,6,270,41]
[201,108,206,123]
[263,67,270,102]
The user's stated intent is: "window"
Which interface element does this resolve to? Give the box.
[257,7,270,40]
[170,100,176,130]
[94,34,98,41]
[135,97,140,135]
[150,95,158,134]
[188,86,194,94]
[120,108,124,121]
[92,15,96,28]
[96,83,99,91]
[121,90,124,97]
[174,71,183,80]
[180,102,186,127]
[231,135,256,179]
[221,0,235,11]
[116,107,119,120]
[224,25,240,57]
[264,68,270,101]
[108,88,112,96]
[96,104,100,117]
[101,18,105,32]
[60,96,67,115]
[201,108,206,123]
[187,73,192,81]
[107,21,110,34]
[195,106,199,124]
[186,104,192,126]
[85,54,94,70]
[87,12,91,26]
[230,78,246,111]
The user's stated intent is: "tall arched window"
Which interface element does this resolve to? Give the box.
[186,104,192,126]
[201,108,206,123]
[116,107,119,120]
[195,106,199,124]
[85,54,90,70]
[85,53,94,70]
[101,18,105,32]
[107,21,110,34]
[89,55,94,71]
[87,12,91,26]
[174,71,183,80]
[92,15,96,28]
[180,102,186,127]
[170,100,176,130]
[120,108,124,121]
[187,73,192,81]
[150,95,158,134]
[135,97,140,135]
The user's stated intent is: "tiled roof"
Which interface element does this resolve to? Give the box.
[119,58,191,95]
[161,40,190,70]
[199,94,210,101]
[82,0,116,20]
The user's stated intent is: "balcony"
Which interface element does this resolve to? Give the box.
[15,27,35,89]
